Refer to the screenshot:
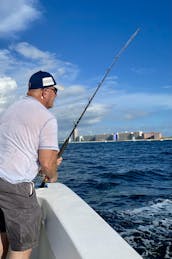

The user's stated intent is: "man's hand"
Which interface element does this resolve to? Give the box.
[38,150,63,184]
[44,174,57,183]
[57,156,63,167]
[38,149,58,181]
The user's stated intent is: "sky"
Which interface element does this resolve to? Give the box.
[0,0,171,140]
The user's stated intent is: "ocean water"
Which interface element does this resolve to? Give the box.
[57,140,172,259]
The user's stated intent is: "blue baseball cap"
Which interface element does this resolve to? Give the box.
[28,71,64,90]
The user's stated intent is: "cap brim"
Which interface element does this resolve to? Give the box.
[55,84,64,91]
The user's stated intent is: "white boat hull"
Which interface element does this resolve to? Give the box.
[31,183,142,259]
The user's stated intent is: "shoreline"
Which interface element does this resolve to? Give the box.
[59,138,172,144]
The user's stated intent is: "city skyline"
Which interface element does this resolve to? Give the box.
[0,0,171,139]
[71,131,163,142]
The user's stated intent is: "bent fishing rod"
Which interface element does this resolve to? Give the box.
[58,28,140,156]
[40,28,140,187]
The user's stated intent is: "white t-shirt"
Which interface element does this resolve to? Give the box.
[0,96,59,183]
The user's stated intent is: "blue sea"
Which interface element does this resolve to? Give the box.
[57,140,172,259]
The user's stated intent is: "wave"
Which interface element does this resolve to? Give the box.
[99,169,170,184]
[128,199,172,215]
[160,151,172,155]
[58,141,172,258]
[97,199,172,259]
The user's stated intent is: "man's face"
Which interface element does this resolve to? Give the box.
[43,87,57,109]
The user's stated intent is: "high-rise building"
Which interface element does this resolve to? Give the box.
[72,128,79,141]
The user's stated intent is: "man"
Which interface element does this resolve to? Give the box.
[0,71,62,259]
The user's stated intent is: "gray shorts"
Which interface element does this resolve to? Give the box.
[0,178,42,251]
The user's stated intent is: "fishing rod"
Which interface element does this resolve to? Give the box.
[40,28,140,187]
[58,28,140,156]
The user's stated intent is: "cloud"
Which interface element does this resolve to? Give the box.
[57,102,108,124]
[0,76,17,112]
[60,85,86,97]
[0,42,80,125]
[0,0,41,37]
[10,42,79,82]
[0,76,17,93]
[101,90,172,112]
[162,85,172,89]
[55,84,109,127]
[116,92,172,110]
[57,81,172,139]
[11,42,50,60]
[84,103,109,124]
[0,42,79,89]
[123,111,148,120]
[0,42,171,138]
[0,49,16,75]
[131,67,155,75]
[57,85,88,108]
[110,92,172,132]
[104,76,118,86]
[56,101,109,139]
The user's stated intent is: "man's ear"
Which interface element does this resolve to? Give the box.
[41,88,47,99]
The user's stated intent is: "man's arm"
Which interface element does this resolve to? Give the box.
[38,149,58,182]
